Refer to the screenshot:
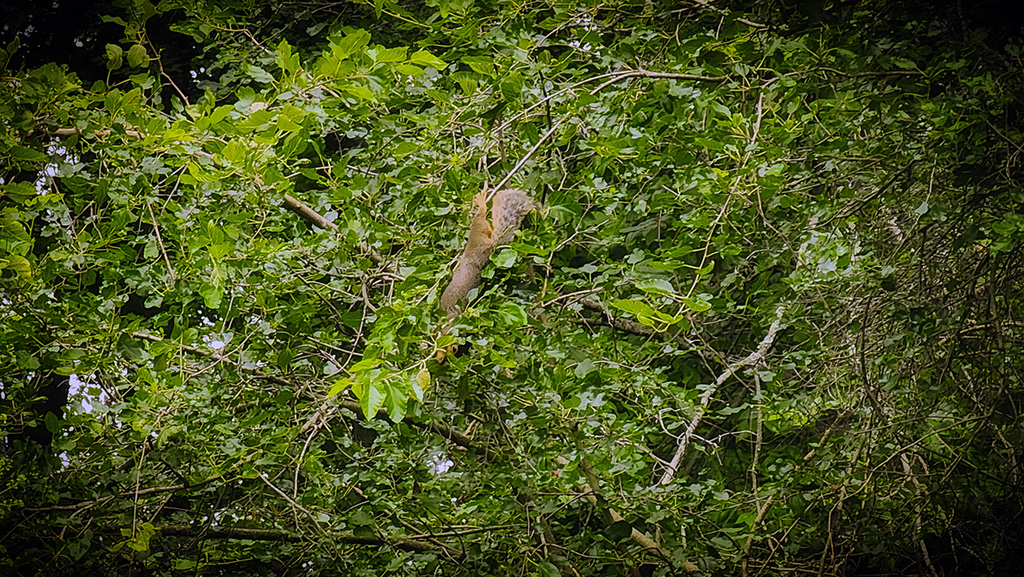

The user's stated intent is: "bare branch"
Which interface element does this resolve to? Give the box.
[659,306,785,485]
[282,194,385,264]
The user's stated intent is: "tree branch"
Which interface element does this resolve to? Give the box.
[155,524,445,552]
[282,193,384,264]
[576,297,696,348]
[577,451,699,572]
[659,306,785,485]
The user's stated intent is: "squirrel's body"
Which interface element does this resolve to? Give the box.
[440,189,539,317]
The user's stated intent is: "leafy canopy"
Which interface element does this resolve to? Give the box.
[2,0,1023,575]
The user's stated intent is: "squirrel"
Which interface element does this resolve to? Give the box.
[440,188,540,318]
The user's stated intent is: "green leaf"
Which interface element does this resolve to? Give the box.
[461,56,495,77]
[329,377,353,397]
[0,254,32,278]
[187,162,220,182]
[391,141,418,156]
[127,44,148,67]
[536,560,562,577]
[610,299,686,329]
[610,299,655,317]
[6,34,20,56]
[43,412,60,433]
[574,358,596,378]
[500,73,524,102]
[9,146,47,162]
[493,248,517,268]
[276,114,303,132]
[209,104,234,125]
[395,63,424,76]
[682,296,712,313]
[411,369,429,402]
[497,302,528,325]
[344,84,376,101]
[247,64,274,83]
[408,49,446,70]
[2,181,37,203]
[361,382,385,418]
[450,71,478,95]
[105,43,123,61]
[384,382,407,421]
[219,139,247,164]
[637,278,675,295]
[373,46,408,63]
[199,282,223,309]
[332,29,370,59]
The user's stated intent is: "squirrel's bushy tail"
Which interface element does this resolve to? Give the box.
[440,189,539,317]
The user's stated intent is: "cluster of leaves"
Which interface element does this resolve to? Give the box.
[2,0,1023,575]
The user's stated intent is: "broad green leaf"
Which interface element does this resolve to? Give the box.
[247,64,274,83]
[344,84,376,101]
[461,56,495,77]
[373,46,407,64]
[411,369,429,402]
[384,382,407,421]
[105,43,123,60]
[332,29,370,59]
[500,73,524,102]
[361,382,385,419]
[682,296,712,313]
[209,104,234,125]
[329,377,353,397]
[9,146,47,162]
[497,302,527,325]
[395,63,424,77]
[637,278,676,295]
[408,49,446,69]
[2,181,37,202]
[127,44,148,67]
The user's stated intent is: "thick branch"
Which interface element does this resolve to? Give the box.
[575,438,699,572]
[49,127,144,139]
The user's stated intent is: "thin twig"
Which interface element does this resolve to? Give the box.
[146,198,175,280]
[259,474,328,538]
[490,117,567,195]
[146,36,189,105]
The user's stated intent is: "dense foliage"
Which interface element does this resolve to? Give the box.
[2,0,1023,575]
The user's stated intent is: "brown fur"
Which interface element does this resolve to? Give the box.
[440,189,539,317]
